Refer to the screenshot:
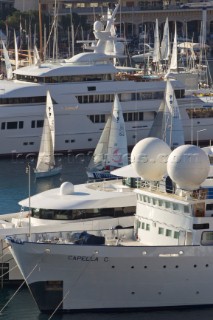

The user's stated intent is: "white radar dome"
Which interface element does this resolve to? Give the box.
[59,182,74,195]
[131,137,171,181]
[93,21,104,32]
[167,145,210,191]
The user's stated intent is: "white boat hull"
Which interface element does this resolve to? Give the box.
[0,79,210,157]
[8,239,213,312]
[34,165,62,178]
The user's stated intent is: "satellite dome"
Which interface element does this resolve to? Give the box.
[167,145,210,191]
[131,137,171,181]
[59,182,74,195]
[93,21,104,32]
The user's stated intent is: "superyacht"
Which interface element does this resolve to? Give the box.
[7,137,213,312]
[0,4,211,157]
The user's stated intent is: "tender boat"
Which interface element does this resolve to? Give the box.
[6,137,213,313]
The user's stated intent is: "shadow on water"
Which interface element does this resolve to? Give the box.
[1,286,213,320]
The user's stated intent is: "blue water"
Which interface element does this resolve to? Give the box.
[0,155,89,214]
[0,158,213,318]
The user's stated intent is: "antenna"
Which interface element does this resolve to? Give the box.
[26,163,31,239]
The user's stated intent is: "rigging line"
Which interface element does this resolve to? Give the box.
[48,290,70,320]
[48,251,99,319]
[0,264,18,279]
[0,262,38,314]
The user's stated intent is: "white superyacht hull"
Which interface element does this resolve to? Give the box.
[8,238,213,312]
[0,78,210,157]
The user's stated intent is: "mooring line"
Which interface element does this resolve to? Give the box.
[48,290,70,320]
[0,263,38,314]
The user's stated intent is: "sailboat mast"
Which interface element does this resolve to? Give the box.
[39,0,43,60]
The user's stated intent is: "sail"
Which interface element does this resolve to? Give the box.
[88,94,128,172]
[2,41,13,80]
[34,46,41,66]
[149,80,184,149]
[36,91,55,172]
[106,94,128,168]
[14,30,18,70]
[169,22,178,72]
[161,17,170,61]
[152,19,160,63]
[88,117,112,171]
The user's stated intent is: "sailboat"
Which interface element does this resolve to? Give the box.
[87,94,128,179]
[148,79,184,149]
[161,17,171,73]
[34,91,62,178]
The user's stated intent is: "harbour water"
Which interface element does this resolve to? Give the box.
[0,157,213,319]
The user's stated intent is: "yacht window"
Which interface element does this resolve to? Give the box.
[100,114,105,123]
[166,229,172,237]
[147,197,150,203]
[1,122,5,130]
[174,231,179,239]
[71,139,75,143]
[201,231,213,245]
[139,112,143,120]
[136,220,140,228]
[7,122,17,129]
[146,224,150,231]
[88,86,96,91]
[94,115,99,123]
[165,201,170,209]
[193,223,209,230]
[19,121,24,129]
[65,140,69,143]
[206,203,213,210]
[184,205,190,213]
[29,142,34,145]
[37,120,44,128]
[153,198,157,205]
[142,222,145,229]
[128,113,133,121]
[172,203,179,211]
[158,199,163,207]
[31,206,135,220]
[88,138,92,141]
[23,142,28,145]
[158,227,164,235]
